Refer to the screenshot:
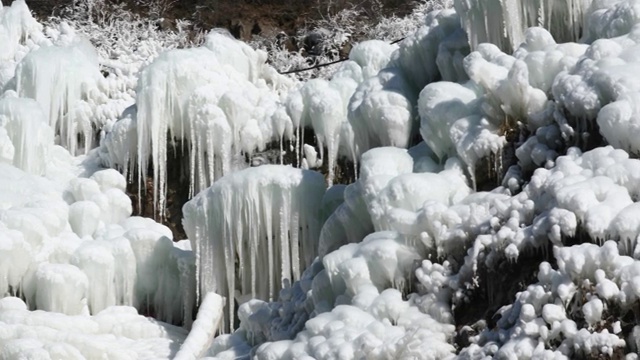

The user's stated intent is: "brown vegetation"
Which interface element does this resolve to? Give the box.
[14,0,417,43]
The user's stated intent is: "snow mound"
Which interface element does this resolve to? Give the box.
[206,229,457,360]
[0,162,195,326]
[0,296,188,359]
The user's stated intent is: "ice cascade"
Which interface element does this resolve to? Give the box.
[128,32,293,218]
[454,0,593,52]
[183,165,326,332]
[10,38,102,155]
[0,95,53,175]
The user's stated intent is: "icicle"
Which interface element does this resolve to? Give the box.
[301,126,305,167]
[281,191,292,284]
[296,126,301,167]
[469,164,478,191]
[290,200,301,281]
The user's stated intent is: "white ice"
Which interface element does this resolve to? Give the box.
[8,0,640,358]
[183,165,326,332]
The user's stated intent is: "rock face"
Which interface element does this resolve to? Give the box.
[127,148,190,242]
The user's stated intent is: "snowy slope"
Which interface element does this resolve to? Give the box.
[5,0,640,358]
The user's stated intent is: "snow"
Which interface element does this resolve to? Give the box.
[0,297,187,359]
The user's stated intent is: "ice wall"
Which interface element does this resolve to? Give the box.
[182,165,326,332]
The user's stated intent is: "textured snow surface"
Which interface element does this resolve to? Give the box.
[10,0,640,358]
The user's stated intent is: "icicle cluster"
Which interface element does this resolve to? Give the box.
[183,165,326,332]
[0,0,45,87]
[0,94,53,175]
[454,0,592,52]
[128,32,296,218]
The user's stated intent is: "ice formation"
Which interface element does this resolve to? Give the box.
[454,0,592,52]
[183,165,326,332]
[0,95,53,174]
[174,292,224,359]
[113,32,297,217]
[10,37,103,155]
[0,0,45,88]
[10,0,640,358]
[286,76,357,184]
